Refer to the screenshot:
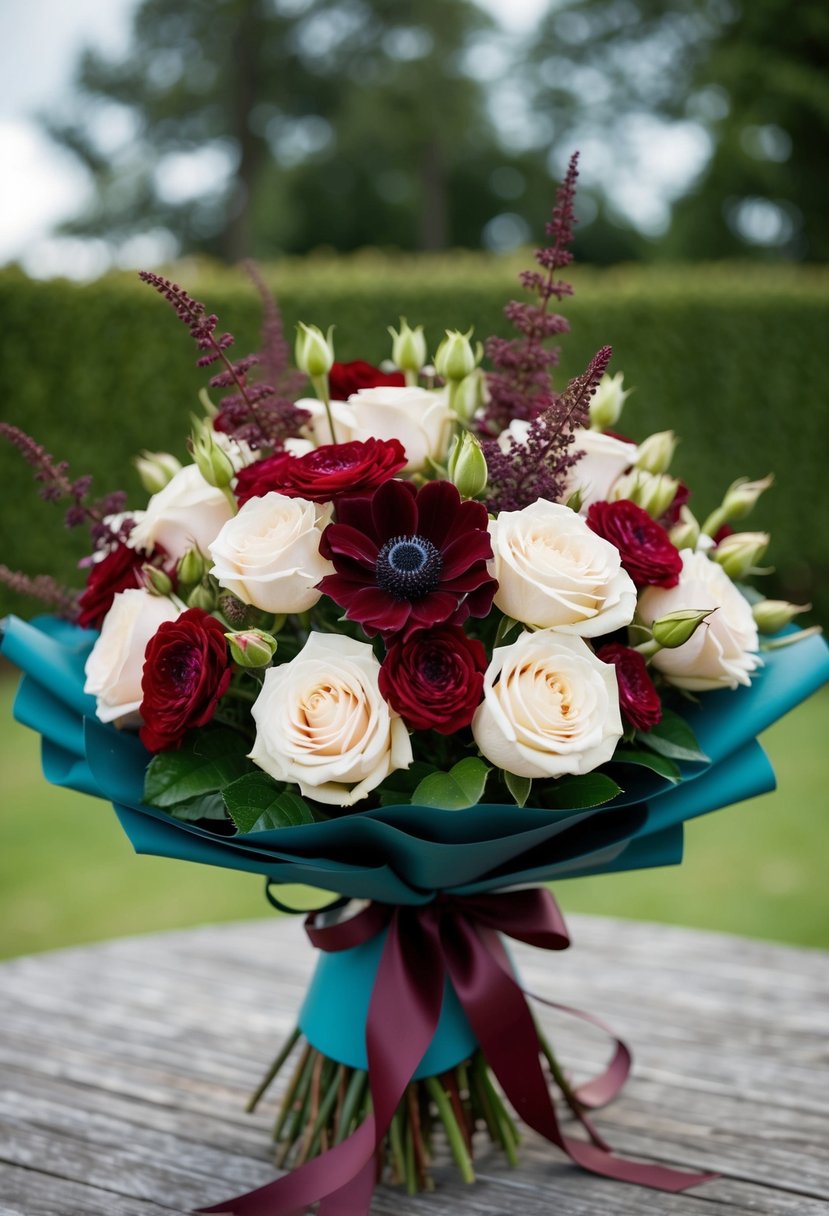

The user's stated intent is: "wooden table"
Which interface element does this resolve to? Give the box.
[1,915,826,1215]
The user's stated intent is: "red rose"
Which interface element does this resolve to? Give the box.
[379,626,488,734]
[139,608,232,753]
[329,360,405,399]
[77,543,148,629]
[596,643,662,732]
[235,438,406,506]
[587,500,682,588]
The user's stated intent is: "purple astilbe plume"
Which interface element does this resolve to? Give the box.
[486,345,613,513]
[479,153,580,437]
[138,270,308,450]
[0,566,79,619]
[0,422,126,543]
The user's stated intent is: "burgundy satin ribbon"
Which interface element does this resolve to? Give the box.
[200,890,715,1216]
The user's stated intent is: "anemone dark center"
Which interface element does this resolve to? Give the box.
[375,534,443,600]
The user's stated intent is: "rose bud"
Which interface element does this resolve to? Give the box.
[190,417,235,490]
[295,321,335,379]
[651,607,713,649]
[447,431,488,499]
[612,469,680,519]
[713,531,770,580]
[141,563,174,597]
[225,628,278,668]
[703,474,774,536]
[388,317,427,382]
[177,546,207,589]
[134,450,182,495]
[669,505,701,551]
[635,430,677,475]
[752,599,811,634]
[589,371,631,430]
[434,328,479,383]
[188,580,218,612]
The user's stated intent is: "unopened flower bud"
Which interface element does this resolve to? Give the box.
[142,564,173,597]
[652,608,713,649]
[635,430,677,475]
[703,474,774,536]
[752,599,811,634]
[612,470,679,519]
[669,505,700,551]
[135,450,182,495]
[188,581,217,612]
[388,318,427,378]
[434,328,478,383]
[295,322,335,379]
[190,418,235,490]
[590,372,631,430]
[447,432,488,499]
[225,628,278,668]
[714,531,770,580]
[177,547,207,588]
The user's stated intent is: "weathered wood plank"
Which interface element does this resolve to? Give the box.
[1,915,827,1214]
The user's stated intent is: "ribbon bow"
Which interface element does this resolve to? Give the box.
[201,889,714,1215]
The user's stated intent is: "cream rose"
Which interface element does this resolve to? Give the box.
[562,427,637,509]
[348,385,452,472]
[208,491,333,614]
[472,630,622,778]
[489,500,637,636]
[297,396,358,447]
[249,632,413,806]
[129,464,234,561]
[83,588,180,725]
[638,549,761,691]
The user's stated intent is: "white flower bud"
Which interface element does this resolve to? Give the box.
[434,328,478,383]
[635,430,677,475]
[135,450,182,495]
[225,628,278,668]
[388,318,427,378]
[669,505,701,551]
[589,372,631,430]
[651,608,713,649]
[611,470,679,519]
[447,432,488,499]
[295,322,335,378]
[190,418,235,490]
[713,531,770,580]
[141,563,173,597]
[752,599,811,634]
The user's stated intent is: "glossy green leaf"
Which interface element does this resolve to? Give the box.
[504,770,532,807]
[223,773,315,833]
[638,708,709,763]
[412,757,491,810]
[144,729,254,808]
[611,748,681,784]
[547,772,622,810]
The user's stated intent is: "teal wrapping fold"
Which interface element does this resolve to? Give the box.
[3,612,828,908]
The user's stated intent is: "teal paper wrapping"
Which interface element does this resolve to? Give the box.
[3,612,828,906]
[298,926,478,1077]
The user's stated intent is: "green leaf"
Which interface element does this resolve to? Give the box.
[638,708,709,764]
[610,748,681,784]
[223,773,315,834]
[167,792,230,822]
[144,728,254,808]
[412,757,492,810]
[504,770,532,807]
[546,773,622,810]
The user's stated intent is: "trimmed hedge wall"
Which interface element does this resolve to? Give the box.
[1,257,828,624]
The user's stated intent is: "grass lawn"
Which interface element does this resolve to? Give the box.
[1,676,827,959]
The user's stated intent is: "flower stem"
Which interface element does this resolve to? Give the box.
[247,1026,300,1112]
[424,1076,476,1184]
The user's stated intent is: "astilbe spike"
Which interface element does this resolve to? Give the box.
[0,423,123,538]
[479,152,581,437]
[0,566,79,619]
[139,269,309,450]
[485,345,613,513]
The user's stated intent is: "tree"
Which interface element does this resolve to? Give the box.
[528,0,829,260]
[46,0,556,260]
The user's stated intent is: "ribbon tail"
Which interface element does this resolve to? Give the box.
[199,908,446,1216]
[447,919,716,1194]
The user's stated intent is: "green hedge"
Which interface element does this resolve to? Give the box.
[1,257,827,624]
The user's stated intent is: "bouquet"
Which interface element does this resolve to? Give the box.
[3,156,827,1215]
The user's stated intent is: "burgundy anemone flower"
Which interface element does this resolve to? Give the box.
[596,642,662,732]
[318,479,497,637]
